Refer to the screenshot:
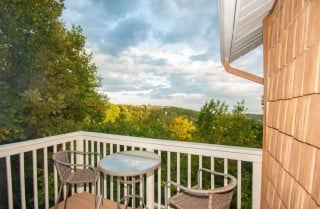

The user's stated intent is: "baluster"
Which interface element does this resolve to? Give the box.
[76,139,84,193]
[177,152,180,191]
[237,160,242,209]
[6,156,13,209]
[187,154,191,188]
[167,151,171,197]
[157,150,162,209]
[20,153,26,209]
[198,156,202,188]
[44,147,49,209]
[110,144,114,201]
[224,158,228,186]
[62,143,67,197]
[53,145,58,199]
[33,150,38,209]
[211,157,215,189]
[252,162,262,209]
[70,141,75,194]
[103,143,107,198]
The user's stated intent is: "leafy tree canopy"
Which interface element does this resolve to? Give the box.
[169,116,195,141]
[0,0,106,142]
[197,99,262,147]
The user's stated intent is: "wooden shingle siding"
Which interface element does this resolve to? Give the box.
[262,0,320,208]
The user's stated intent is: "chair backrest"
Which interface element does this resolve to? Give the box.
[52,151,70,183]
[208,175,237,209]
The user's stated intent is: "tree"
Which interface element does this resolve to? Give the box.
[104,103,121,124]
[197,99,228,141]
[0,0,105,141]
[169,116,195,141]
[232,100,247,114]
[197,99,262,147]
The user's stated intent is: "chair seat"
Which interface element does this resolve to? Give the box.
[169,192,209,209]
[165,169,237,209]
[67,168,99,184]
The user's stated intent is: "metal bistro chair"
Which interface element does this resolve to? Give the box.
[52,150,103,209]
[165,168,237,209]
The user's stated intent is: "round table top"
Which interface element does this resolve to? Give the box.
[99,150,161,176]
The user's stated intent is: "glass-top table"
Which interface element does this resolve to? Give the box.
[99,150,161,176]
[99,150,161,209]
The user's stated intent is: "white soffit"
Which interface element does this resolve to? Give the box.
[218,0,275,63]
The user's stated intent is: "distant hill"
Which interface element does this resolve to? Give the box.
[163,106,200,120]
[119,103,262,122]
[246,114,263,121]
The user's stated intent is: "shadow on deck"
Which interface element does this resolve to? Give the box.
[50,192,133,209]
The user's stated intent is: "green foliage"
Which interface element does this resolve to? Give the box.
[232,100,247,114]
[197,99,262,148]
[0,0,106,142]
[94,100,262,149]
[197,99,228,139]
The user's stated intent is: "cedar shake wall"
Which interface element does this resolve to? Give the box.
[262,0,320,208]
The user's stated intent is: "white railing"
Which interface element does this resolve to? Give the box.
[0,131,262,209]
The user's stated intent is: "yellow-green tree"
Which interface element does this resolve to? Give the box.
[104,103,120,124]
[169,116,195,141]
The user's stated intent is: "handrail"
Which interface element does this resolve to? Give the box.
[0,132,80,158]
[0,131,262,209]
[0,131,262,162]
[80,131,262,162]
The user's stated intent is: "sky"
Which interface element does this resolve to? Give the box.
[61,0,263,114]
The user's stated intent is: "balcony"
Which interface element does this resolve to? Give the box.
[0,131,262,209]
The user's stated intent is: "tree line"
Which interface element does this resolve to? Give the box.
[85,101,262,148]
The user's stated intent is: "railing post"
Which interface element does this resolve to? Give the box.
[76,135,85,193]
[146,148,155,209]
[6,156,13,209]
[252,162,262,209]
[20,153,26,209]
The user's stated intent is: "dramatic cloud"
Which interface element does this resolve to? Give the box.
[101,17,151,55]
[62,0,263,113]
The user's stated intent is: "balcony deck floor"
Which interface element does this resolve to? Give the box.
[50,192,132,209]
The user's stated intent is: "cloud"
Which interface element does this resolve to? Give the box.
[62,0,264,113]
[189,52,213,62]
[101,17,151,55]
[94,0,142,19]
[62,0,148,55]
[135,55,169,66]
[150,0,219,48]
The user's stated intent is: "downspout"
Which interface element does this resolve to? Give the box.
[223,59,264,85]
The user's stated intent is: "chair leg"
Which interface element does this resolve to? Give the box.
[100,174,104,207]
[94,182,97,209]
[64,184,70,209]
[164,183,168,209]
[55,183,64,209]
[94,179,104,209]
[95,178,103,209]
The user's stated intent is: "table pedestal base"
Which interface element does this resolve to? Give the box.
[117,175,147,209]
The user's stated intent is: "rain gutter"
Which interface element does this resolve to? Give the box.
[223,59,264,85]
